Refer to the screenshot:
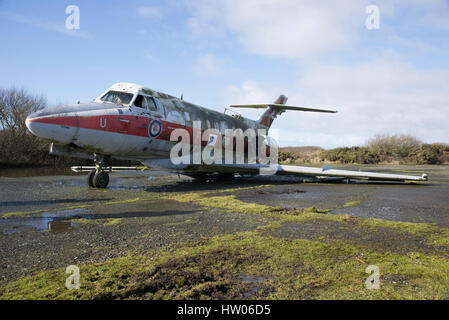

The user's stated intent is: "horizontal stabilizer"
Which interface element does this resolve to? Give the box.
[230,104,337,113]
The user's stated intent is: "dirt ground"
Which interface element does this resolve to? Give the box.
[0,165,448,299]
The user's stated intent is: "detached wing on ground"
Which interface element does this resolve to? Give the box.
[189,163,428,182]
[275,164,428,182]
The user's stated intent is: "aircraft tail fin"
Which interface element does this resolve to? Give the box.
[230,95,337,129]
[258,95,288,128]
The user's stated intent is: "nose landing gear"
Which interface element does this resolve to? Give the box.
[87,154,110,188]
[87,170,109,188]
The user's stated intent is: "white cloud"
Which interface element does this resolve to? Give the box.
[220,58,449,148]
[185,0,449,148]
[381,0,449,31]
[225,80,279,104]
[137,6,162,18]
[186,0,449,59]
[187,0,371,59]
[143,52,153,60]
[4,12,89,39]
[284,60,449,147]
[193,54,228,76]
[223,80,282,119]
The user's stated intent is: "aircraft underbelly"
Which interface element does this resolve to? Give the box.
[75,127,126,153]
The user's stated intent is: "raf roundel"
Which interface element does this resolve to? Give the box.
[148,119,162,138]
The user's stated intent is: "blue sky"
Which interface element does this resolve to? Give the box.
[1,0,448,147]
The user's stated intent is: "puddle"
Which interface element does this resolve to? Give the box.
[240,274,272,298]
[48,220,73,232]
[0,208,90,233]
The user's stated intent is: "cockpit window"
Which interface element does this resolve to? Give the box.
[100,91,133,105]
[147,97,157,111]
[134,95,145,108]
[134,95,158,112]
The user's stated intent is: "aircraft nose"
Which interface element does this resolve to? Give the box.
[25,112,45,136]
[25,108,79,144]
[25,112,41,135]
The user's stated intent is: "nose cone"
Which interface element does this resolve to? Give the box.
[25,112,42,136]
[25,108,79,144]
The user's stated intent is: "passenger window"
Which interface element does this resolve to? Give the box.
[146,97,158,112]
[134,95,144,108]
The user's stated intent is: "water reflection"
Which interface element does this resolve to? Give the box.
[0,208,88,234]
[48,220,73,232]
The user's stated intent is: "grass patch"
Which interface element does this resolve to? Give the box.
[2,181,448,299]
[162,189,330,217]
[344,201,362,208]
[104,198,144,205]
[163,189,449,249]
[2,230,449,300]
[104,218,122,226]
[71,218,96,224]
[71,218,123,226]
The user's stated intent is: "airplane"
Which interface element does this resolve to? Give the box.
[25,82,428,188]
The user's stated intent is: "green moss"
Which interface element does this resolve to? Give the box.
[163,189,449,249]
[104,218,122,226]
[161,189,330,218]
[71,218,123,226]
[344,200,362,208]
[2,180,449,300]
[104,198,143,205]
[71,218,96,224]
[2,230,449,300]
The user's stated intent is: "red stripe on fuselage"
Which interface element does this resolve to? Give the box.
[28,115,186,141]
[29,115,270,156]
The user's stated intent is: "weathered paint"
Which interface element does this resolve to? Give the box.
[25,82,428,181]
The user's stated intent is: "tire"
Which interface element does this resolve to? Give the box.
[87,170,96,187]
[93,171,109,188]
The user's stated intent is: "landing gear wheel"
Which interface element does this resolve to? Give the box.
[87,170,96,187]
[93,171,109,188]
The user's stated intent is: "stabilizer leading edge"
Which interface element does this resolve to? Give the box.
[230,95,337,129]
